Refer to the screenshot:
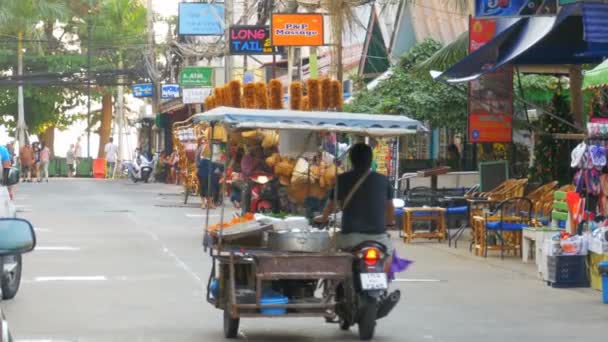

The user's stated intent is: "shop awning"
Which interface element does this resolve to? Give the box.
[191,107,427,137]
[432,3,608,83]
[583,59,608,90]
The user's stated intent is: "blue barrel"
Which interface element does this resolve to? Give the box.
[600,261,608,304]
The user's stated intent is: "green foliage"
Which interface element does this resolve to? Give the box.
[529,93,576,185]
[346,39,468,130]
[0,0,147,137]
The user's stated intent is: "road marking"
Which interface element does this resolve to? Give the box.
[186,213,219,218]
[393,278,442,283]
[33,276,107,282]
[34,227,51,232]
[35,246,81,251]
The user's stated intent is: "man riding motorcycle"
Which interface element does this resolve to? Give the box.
[315,143,396,260]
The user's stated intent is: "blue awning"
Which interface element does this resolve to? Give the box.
[433,3,608,83]
[192,107,427,136]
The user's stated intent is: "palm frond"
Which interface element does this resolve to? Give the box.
[413,31,469,77]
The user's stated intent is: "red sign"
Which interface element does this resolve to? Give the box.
[468,17,513,143]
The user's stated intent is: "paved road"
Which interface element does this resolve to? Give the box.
[2,179,606,342]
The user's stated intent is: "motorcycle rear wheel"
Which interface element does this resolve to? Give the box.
[358,296,377,341]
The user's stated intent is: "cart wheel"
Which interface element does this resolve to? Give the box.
[223,309,240,339]
[339,316,352,331]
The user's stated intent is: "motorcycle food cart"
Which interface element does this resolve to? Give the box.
[195,107,424,339]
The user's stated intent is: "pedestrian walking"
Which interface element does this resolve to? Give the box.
[66,144,76,178]
[38,142,51,182]
[73,137,82,173]
[32,142,41,181]
[19,142,34,182]
[0,143,15,199]
[6,142,15,165]
[104,137,118,178]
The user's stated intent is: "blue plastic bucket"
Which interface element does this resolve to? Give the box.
[600,261,608,304]
[260,293,289,315]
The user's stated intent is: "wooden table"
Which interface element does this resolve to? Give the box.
[402,207,446,243]
[522,227,563,278]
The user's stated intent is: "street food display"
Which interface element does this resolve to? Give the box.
[193,105,424,338]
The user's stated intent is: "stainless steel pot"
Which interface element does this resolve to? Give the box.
[267,229,330,253]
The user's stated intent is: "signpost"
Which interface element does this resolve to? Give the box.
[468,17,513,143]
[132,84,153,98]
[178,3,225,36]
[183,88,212,104]
[180,67,214,87]
[271,13,324,47]
[161,84,181,99]
[229,26,277,55]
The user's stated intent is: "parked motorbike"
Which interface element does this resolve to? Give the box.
[335,241,401,340]
[127,154,155,183]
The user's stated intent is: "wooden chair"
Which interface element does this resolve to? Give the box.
[483,197,533,259]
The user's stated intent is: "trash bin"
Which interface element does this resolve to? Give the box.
[600,261,608,304]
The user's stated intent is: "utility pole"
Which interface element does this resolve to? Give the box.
[225,0,233,84]
[16,32,26,148]
[147,0,158,155]
[86,7,93,158]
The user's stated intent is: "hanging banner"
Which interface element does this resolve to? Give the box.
[475,0,558,17]
[161,84,180,99]
[178,3,225,36]
[468,17,513,143]
[132,84,153,98]
[229,26,278,55]
[271,13,324,47]
[183,88,212,104]
[180,67,214,87]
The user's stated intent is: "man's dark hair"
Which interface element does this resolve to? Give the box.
[109,137,114,143]
[350,143,373,171]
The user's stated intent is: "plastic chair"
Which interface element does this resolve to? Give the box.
[484,197,533,259]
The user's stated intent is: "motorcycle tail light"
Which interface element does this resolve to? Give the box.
[363,248,380,266]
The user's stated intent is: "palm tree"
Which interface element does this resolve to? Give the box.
[82,0,147,158]
[0,0,67,147]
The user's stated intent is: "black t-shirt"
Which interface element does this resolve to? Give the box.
[331,170,393,235]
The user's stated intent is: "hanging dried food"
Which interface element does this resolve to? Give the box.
[243,83,256,108]
[229,80,242,108]
[330,79,343,111]
[255,82,269,109]
[306,78,321,111]
[290,82,303,110]
[320,78,331,111]
[300,96,310,111]
[269,79,284,110]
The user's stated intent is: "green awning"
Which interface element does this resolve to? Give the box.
[583,60,608,90]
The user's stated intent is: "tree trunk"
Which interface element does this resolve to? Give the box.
[40,126,55,153]
[98,93,113,158]
[569,65,584,127]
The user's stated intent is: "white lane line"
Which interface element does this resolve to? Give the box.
[35,246,81,251]
[186,213,219,218]
[393,278,442,283]
[33,276,107,282]
[34,228,51,232]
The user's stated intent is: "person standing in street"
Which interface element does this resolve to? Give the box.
[73,137,82,174]
[66,144,76,178]
[19,142,34,182]
[38,142,51,183]
[104,137,118,178]
[32,142,41,181]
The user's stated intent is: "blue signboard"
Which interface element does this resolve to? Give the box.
[161,84,181,99]
[178,3,225,36]
[475,0,558,17]
[132,84,153,98]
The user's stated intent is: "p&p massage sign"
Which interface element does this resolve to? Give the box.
[271,13,324,47]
